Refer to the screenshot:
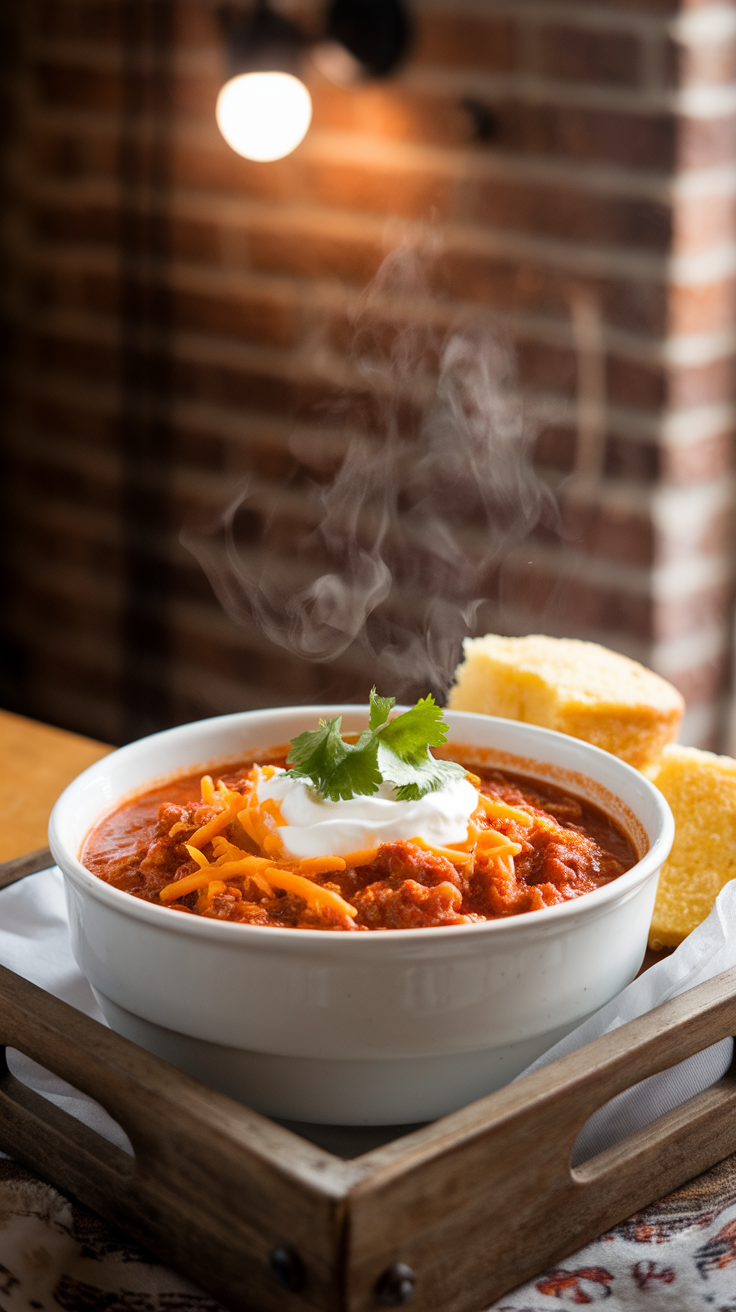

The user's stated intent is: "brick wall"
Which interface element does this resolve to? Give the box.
[1,0,734,747]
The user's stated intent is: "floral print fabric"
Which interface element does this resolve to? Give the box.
[491,1155,736,1309]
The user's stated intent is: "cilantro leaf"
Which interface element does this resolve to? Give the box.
[375,694,450,761]
[378,743,466,801]
[324,740,382,801]
[287,719,382,801]
[287,716,346,781]
[368,687,395,732]
[286,692,465,802]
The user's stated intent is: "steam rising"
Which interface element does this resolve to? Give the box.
[184,245,557,700]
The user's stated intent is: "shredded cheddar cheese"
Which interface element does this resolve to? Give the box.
[262,868,357,920]
[187,788,245,850]
[340,847,379,868]
[477,795,533,827]
[410,837,473,865]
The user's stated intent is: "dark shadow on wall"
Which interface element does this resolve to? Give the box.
[0,0,26,716]
[117,0,175,743]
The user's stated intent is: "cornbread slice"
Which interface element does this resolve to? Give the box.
[648,744,736,949]
[448,634,684,770]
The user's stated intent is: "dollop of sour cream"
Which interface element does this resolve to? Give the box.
[255,769,479,859]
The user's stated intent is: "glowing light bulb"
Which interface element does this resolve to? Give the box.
[216,71,312,163]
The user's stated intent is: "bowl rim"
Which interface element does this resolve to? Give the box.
[49,706,675,946]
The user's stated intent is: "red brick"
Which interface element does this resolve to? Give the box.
[30,106,663,229]
[33,205,239,277]
[169,558,223,608]
[467,175,671,250]
[309,84,476,150]
[524,0,683,11]
[656,581,732,640]
[674,191,736,255]
[34,330,119,383]
[14,448,120,514]
[559,498,655,565]
[32,126,119,182]
[19,575,120,637]
[27,517,123,576]
[668,355,736,408]
[501,330,669,411]
[34,203,120,248]
[32,395,118,451]
[29,331,374,432]
[171,357,332,419]
[535,425,661,482]
[37,0,124,44]
[34,266,301,346]
[310,85,676,167]
[169,217,234,266]
[667,35,736,87]
[172,139,303,202]
[35,59,217,119]
[301,158,456,220]
[662,432,734,484]
[607,355,666,411]
[248,225,383,285]
[513,339,577,396]
[503,558,653,640]
[322,307,443,381]
[678,113,736,170]
[32,123,180,192]
[170,73,222,118]
[663,655,729,706]
[36,0,219,48]
[412,13,516,73]
[485,99,676,170]
[663,502,734,561]
[36,61,126,113]
[605,436,661,481]
[444,250,667,337]
[669,279,736,336]
[172,425,228,476]
[183,425,300,482]
[173,1,225,51]
[27,645,121,700]
[170,624,317,696]
[530,24,643,87]
[167,355,422,438]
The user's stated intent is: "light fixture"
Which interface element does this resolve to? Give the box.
[217,2,312,161]
[216,70,312,161]
[316,0,410,83]
[217,0,410,162]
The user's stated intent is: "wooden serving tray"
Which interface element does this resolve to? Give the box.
[1,849,736,1312]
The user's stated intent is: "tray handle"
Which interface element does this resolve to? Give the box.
[0,1044,135,1180]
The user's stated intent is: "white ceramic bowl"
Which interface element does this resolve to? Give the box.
[49,707,674,1125]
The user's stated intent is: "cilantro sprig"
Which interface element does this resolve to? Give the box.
[286,690,466,802]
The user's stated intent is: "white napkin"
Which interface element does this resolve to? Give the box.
[0,868,133,1153]
[1,867,735,1161]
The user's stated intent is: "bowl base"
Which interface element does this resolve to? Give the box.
[94,988,583,1125]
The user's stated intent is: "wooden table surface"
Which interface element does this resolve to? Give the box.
[0,709,111,862]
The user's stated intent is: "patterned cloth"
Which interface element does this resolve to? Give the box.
[0,1152,735,1309]
[0,1159,222,1311]
[491,1156,736,1309]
